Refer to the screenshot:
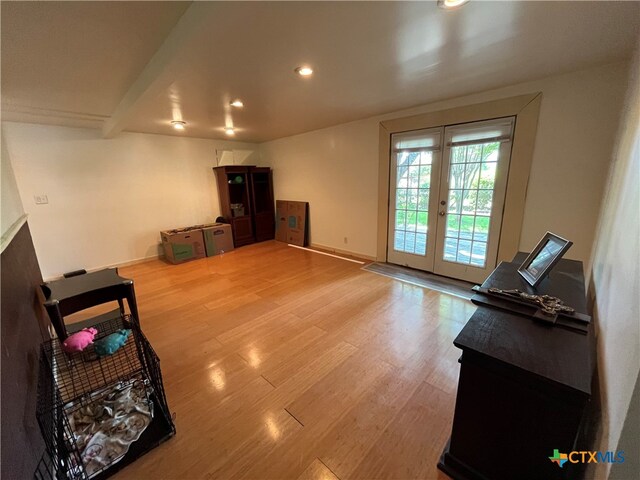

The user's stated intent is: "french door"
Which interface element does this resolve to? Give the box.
[387,117,515,284]
[387,127,443,272]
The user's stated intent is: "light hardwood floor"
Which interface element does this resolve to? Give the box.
[111,240,476,480]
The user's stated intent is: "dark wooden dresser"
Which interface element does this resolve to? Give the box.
[438,253,596,480]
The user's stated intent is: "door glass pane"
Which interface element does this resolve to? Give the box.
[447,214,461,237]
[408,190,418,210]
[415,233,427,255]
[462,189,477,214]
[443,141,500,268]
[480,162,497,183]
[451,146,467,164]
[408,166,419,188]
[444,238,458,261]
[463,163,480,187]
[405,232,416,251]
[473,216,490,242]
[417,211,428,230]
[419,166,431,187]
[460,215,475,239]
[466,144,483,162]
[406,210,417,232]
[392,150,433,255]
[418,189,429,210]
[448,190,462,214]
[470,242,487,266]
[457,239,472,263]
[396,188,407,208]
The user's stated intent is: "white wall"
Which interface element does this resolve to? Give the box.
[260,61,629,267]
[1,130,26,238]
[590,48,639,479]
[2,123,259,278]
[261,120,380,256]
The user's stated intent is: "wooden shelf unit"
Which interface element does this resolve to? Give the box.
[213,166,275,247]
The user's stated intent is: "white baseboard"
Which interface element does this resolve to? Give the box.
[308,243,376,262]
[43,253,163,282]
[97,254,163,271]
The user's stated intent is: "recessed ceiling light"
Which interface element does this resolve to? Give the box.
[230,99,244,108]
[171,120,186,130]
[294,66,313,77]
[437,0,470,9]
[225,127,235,136]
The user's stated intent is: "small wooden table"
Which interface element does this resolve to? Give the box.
[438,253,595,480]
[40,268,139,340]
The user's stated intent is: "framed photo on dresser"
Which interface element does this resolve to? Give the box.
[518,232,573,287]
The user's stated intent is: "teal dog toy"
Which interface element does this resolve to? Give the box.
[94,329,131,357]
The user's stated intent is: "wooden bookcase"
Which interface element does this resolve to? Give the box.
[213,166,275,247]
[249,167,276,242]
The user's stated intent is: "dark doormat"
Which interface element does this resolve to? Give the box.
[362,262,475,300]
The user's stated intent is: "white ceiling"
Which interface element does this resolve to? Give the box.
[2,1,638,143]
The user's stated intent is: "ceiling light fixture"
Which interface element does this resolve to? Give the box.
[294,66,313,77]
[230,99,244,108]
[171,120,186,130]
[225,127,235,136]
[437,0,470,9]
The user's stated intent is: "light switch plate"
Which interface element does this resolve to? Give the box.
[34,195,49,204]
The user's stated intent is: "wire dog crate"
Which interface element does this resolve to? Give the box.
[36,315,175,480]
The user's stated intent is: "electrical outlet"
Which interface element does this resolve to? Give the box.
[344,237,348,244]
[34,195,49,205]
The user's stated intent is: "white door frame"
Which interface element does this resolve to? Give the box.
[377,93,542,280]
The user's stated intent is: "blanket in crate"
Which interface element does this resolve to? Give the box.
[67,377,154,477]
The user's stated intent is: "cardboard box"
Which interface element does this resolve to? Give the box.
[286,201,308,246]
[160,228,206,264]
[275,200,308,247]
[201,223,234,256]
[275,200,288,243]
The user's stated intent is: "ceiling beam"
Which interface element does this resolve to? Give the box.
[101,2,211,139]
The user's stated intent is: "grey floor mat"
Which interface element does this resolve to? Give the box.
[362,262,475,300]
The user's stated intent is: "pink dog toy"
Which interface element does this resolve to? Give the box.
[62,327,98,353]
